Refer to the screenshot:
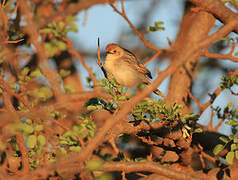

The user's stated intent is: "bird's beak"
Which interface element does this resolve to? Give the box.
[106,51,112,54]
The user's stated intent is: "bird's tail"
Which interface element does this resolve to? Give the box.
[143,79,165,98]
[153,89,165,98]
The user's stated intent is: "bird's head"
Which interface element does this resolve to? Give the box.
[105,44,124,59]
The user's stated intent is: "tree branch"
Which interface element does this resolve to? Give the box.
[188,0,238,34]
[101,161,203,180]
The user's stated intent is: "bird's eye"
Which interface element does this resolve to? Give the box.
[113,50,117,53]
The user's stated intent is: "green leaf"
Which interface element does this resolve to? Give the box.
[95,173,113,180]
[87,105,98,111]
[21,67,30,76]
[30,69,42,78]
[155,21,164,26]
[231,143,237,151]
[69,146,81,152]
[34,124,43,132]
[219,136,229,143]
[12,122,34,134]
[235,150,238,160]
[37,135,46,147]
[134,157,146,162]
[64,84,75,93]
[28,135,37,148]
[226,151,234,165]
[60,148,67,156]
[33,86,53,101]
[194,128,203,133]
[39,28,53,34]
[44,42,57,57]
[58,21,65,31]
[59,69,71,78]
[86,159,104,171]
[213,144,225,155]
[56,41,67,51]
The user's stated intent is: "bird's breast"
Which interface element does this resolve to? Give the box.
[104,58,143,87]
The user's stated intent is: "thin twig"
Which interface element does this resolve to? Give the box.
[187,88,223,115]
[62,37,97,88]
[208,107,214,130]
[143,52,160,65]
[122,171,127,180]
[5,38,24,44]
[109,0,162,53]
[19,0,63,100]
[214,112,228,131]
[97,38,107,78]
[16,132,30,174]
[7,1,18,20]
[0,76,69,131]
[201,44,238,63]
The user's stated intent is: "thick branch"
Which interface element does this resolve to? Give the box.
[101,162,203,180]
[188,0,238,34]
[167,10,215,113]
[19,0,63,100]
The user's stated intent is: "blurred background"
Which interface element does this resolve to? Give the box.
[67,0,238,135]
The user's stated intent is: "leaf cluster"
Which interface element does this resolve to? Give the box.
[40,16,78,57]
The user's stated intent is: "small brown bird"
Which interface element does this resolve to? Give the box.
[104,43,164,97]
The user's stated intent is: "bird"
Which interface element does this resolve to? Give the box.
[104,43,164,97]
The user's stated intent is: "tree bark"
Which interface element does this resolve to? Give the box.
[167,9,215,113]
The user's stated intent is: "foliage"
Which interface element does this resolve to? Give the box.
[146,21,165,32]
[0,0,238,179]
[40,16,78,57]
[213,103,238,164]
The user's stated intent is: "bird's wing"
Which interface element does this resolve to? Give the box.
[137,64,152,79]
[124,57,152,79]
[122,52,152,79]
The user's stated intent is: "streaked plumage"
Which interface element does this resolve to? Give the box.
[104,43,164,97]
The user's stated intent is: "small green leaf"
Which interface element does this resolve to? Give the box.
[12,122,34,134]
[28,135,37,148]
[60,148,67,156]
[87,105,98,111]
[58,21,65,31]
[59,69,71,78]
[34,124,43,132]
[30,69,42,78]
[39,28,53,34]
[231,143,237,151]
[219,136,229,143]
[21,67,30,76]
[194,128,203,133]
[37,135,46,147]
[155,21,164,26]
[86,159,104,171]
[213,144,225,155]
[226,151,234,165]
[64,84,75,93]
[235,150,238,160]
[69,146,81,152]
[95,173,113,180]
